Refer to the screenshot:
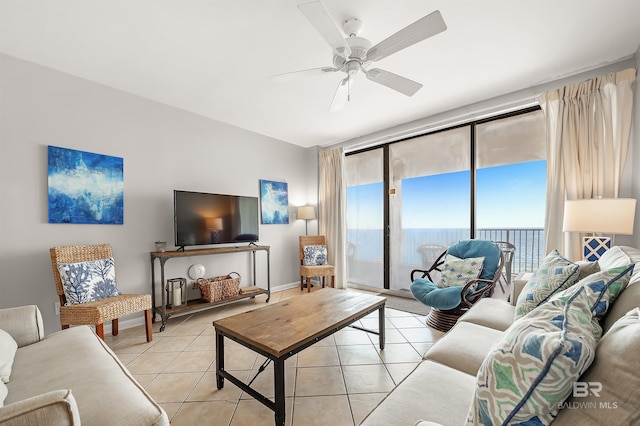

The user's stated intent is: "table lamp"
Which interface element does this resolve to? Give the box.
[297,205,316,235]
[206,217,223,243]
[563,198,636,261]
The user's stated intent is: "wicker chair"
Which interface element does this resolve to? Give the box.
[50,244,153,341]
[299,235,335,292]
[409,240,504,332]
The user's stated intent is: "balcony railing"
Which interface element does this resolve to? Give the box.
[347,227,545,279]
[476,228,545,274]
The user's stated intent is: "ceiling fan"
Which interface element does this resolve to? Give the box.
[275,1,447,111]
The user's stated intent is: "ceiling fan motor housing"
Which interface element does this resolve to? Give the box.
[333,35,372,73]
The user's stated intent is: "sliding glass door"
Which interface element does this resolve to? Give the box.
[388,126,471,291]
[345,148,384,289]
[345,107,546,293]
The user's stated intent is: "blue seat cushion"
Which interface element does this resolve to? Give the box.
[410,278,465,310]
[410,240,500,310]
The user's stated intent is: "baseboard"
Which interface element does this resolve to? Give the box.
[106,282,301,333]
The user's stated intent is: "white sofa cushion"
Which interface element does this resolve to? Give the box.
[0,389,80,425]
[0,306,44,348]
[458,298,515,332]
[603,281,640,333]
[361,360,476,426]
[0,329,17,384]
[425,322,504,376]
[599,245,640,284]
[5,326,167,425]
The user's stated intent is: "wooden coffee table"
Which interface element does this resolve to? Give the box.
[213,288,386,426]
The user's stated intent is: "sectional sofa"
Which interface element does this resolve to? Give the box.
[361,246,640,425]
[0,305,169,425]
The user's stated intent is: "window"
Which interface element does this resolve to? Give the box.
[346,108,546,292]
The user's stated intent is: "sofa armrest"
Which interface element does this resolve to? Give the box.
[0,389,80,426]
[0,306,44,348]
[510,272,534,306]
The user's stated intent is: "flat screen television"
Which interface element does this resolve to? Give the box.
[173,190,259,249]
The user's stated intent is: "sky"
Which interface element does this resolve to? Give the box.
[347,160,546,230]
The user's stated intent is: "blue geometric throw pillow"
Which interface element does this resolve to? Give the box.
[58,257,122,305]
[548,264,634,336]
[303,245,328,266]
[514,250,580,320]
[467,287,598,425]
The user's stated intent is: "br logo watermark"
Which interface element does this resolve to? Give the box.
[558,382,618,410]
[572,381,602,397]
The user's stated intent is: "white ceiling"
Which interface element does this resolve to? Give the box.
[1,1,639,148]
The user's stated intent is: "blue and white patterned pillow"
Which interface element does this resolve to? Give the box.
[303,245,328,266]
[58,257,122,305]
[437,254,484,290]
[514,250,580,320]
[468,287,598,425]
[467,263,634,425]
[549,264,634,336]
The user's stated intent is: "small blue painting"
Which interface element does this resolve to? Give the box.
[48,146,124,224]
[260,179,289,224]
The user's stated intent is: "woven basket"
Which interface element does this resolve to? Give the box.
[197,272,241,302]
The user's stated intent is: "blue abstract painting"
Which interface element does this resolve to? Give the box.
[260,180,289,224]
[48,146,124,224]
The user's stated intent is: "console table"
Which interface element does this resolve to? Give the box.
[150,244,270,331]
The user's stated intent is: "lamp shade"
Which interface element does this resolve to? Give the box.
[297,206,316,220]
[563,198,636,234]
[206,217,223,230]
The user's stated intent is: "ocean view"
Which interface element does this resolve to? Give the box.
[347,227,545,275]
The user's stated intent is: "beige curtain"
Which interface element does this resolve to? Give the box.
[539,68,636,260]
[318,148,347,288]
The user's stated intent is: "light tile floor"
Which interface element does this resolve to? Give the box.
[105,287,444,425]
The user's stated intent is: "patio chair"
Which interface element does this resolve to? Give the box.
[299,235,335,292]
[409,239,504,331]
[50,244,153,341]
[417,243,447,268]
[495,240,516,293]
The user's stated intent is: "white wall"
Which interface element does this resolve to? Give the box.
[0,54,318,334]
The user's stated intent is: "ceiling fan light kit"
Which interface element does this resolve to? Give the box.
[282,1,447,111]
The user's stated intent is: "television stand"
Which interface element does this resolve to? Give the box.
[150,245,271,332]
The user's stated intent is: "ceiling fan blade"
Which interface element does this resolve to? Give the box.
[330,77,353,112]
[298,1,352,58]
[366,10,446,62]
[269,66,338,81]
[365,68,422,96]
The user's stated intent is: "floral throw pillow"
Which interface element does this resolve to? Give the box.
[303,245,328,266]
[514,250,580,320]
[437,254,484,290]
[58,257,122,305]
